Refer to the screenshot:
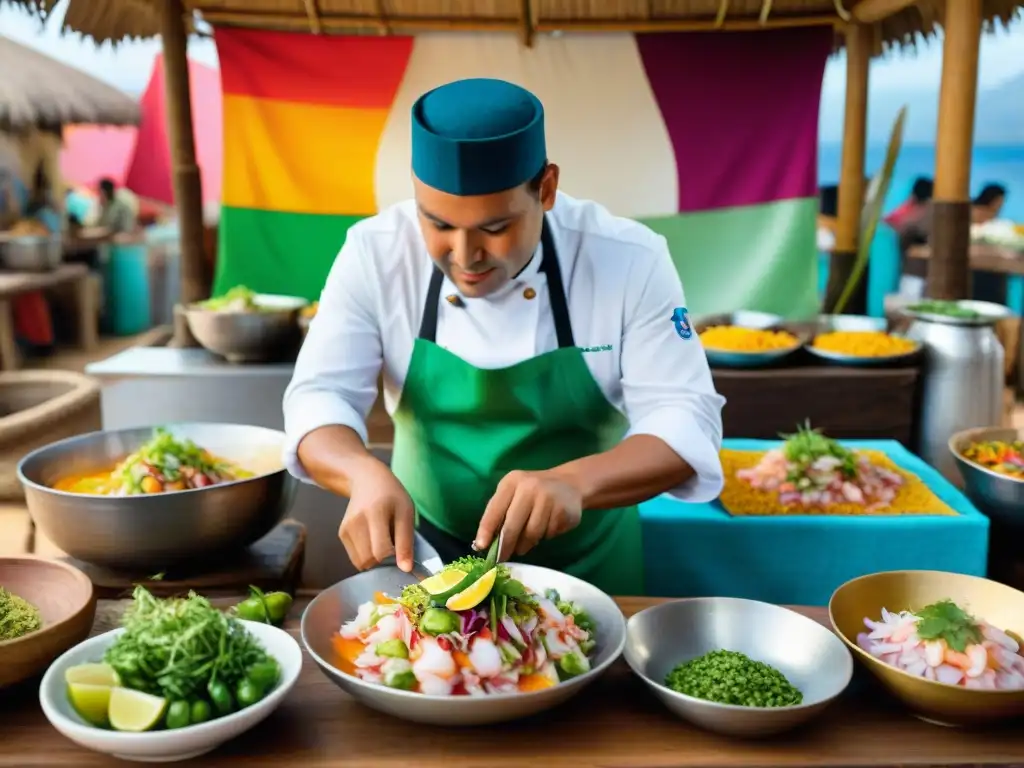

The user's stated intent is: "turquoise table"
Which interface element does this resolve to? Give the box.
[639,439,989,606]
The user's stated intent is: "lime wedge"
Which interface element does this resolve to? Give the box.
[68,683,113,727]
[108,687,167,733]
[445,567,498,612]
[419,570,470,596]
[65,662,120,688]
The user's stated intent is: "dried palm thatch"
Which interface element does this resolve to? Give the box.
[5,0,1023,53]
[0,34,140,131]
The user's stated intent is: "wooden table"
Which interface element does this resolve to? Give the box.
[0,263,98,371]
[3,594,1024,767]
[907,243,1024,276]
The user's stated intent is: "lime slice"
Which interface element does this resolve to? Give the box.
[65,662,120,688]
[445,567,498,612]
[68,683,113,727]
[108,687,167,733]
[419,570,470,596]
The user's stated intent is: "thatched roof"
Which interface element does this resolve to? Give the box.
[5,0,1024,53]
[0,34,140,131]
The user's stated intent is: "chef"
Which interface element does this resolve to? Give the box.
[283,77,725,595]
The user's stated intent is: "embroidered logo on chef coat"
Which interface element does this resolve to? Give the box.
[671,307,692,340]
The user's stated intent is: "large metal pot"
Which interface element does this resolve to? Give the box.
[0,234,62,272]
[17,423,298,570]
[902,301,1010,484]
[184,294,307,363]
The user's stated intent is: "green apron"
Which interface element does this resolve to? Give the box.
[390,217,645,596]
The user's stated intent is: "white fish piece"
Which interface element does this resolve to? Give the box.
[924,640,945,667]
[366,613,403,646]
[468,637,504,678]
[982,623,1020,653]
[534,597,567,627]
[417,672,455,696]
[965,645,988,678]
[340,601,377,638]
[413,637,458,680]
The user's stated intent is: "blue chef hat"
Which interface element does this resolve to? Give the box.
[411,78,546,196]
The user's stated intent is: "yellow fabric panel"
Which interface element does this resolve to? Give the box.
[222,95,388,216]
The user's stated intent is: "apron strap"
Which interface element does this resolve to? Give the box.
[417,215,575,348]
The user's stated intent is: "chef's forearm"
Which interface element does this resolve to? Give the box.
[296,425,388,498]
[546,435,694,510]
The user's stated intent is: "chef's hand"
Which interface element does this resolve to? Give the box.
[475,470,583,558]
[339,462,416,572]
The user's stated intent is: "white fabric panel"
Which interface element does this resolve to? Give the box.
[374,33,678,218]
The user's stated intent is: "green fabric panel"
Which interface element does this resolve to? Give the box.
[214,207,366,300]
[639,197,820,320]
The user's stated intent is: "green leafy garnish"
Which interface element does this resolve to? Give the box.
[915,599,983,653]
[103,586,272,701]
[397,584,431,623]
[780,421,858,479]
[198,285,261,312]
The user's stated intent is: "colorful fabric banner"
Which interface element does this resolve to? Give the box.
[214,27,830,318]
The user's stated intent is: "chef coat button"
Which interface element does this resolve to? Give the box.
[446,294,463,307]
[523,287,537,300]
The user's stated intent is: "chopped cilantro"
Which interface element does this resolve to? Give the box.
[915,599,983,653]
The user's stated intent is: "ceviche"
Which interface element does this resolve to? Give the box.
[53,427,253,496]
[960,439,1024,479]
[737,423,904,510]
[857,599,1024,690]
[333,546,596,696]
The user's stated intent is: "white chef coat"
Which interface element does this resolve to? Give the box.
[283,192,726,503]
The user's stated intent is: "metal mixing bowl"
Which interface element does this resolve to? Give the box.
[949,426,1024,526]
[301,564,626,726]
[624,597,853,737]
[185,294,307,363]
[17,423,297,570]
[830,570,1024,726]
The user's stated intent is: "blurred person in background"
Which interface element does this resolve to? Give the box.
[96,177,138,235]
[885,177,933,231]
[972,184,1007,224]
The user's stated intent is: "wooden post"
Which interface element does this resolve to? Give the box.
[823,22,871,314]
[159,0,210,346]
[927,0,983,300]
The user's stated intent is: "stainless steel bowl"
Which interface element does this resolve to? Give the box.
[949,426,1024,525]
[185,294,307,363]
[0,234,63,272]
[624,597,853,738]
[17,423,297,570]
[301,564,627,726]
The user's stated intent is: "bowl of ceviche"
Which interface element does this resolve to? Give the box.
[185,285,308,363]
[17,423,297,570]
[39,586,302,763]
[829,570,1024,726]
[948,426,1024,525]
[300,538,626,726]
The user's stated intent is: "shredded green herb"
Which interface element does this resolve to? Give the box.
[0,587,42,641]
[915,599,983,653]
[780,421,858,479]
[198,285,261,312]
[103,586,271,700]
[665,650,803,708]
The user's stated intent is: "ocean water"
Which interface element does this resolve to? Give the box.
[818,143,1024,222]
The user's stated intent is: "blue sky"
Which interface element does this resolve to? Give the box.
[2,2,1022,101]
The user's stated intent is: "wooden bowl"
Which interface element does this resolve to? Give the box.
[0,557,96,688]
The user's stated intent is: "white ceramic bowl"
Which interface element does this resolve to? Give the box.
[39,620,303,763]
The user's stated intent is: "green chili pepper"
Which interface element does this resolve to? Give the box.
[189,699,212,724]
[235,679,262,709]
[207,681,234,716]
[233,586,293,625]
[165,700,191,729]
[245,660,281,692]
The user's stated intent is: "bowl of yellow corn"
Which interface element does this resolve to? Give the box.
[805,315,921,367]
[695,312,806,369]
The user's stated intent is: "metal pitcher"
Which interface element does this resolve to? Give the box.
[902,301,1010,484]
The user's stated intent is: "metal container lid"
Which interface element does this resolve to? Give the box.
[899,299,1013,328]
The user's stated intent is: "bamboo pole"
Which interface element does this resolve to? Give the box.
[823,22,871,313]
[159,0,210,346]
[200,9,844,35]
[851,0,917,23]
[928,0,982,300]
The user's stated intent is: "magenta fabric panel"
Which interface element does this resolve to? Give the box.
[636,27,831,213]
